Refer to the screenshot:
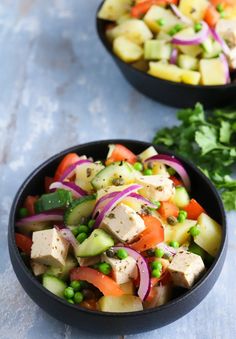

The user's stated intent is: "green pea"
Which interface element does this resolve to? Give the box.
[216,3,224,13]
[19,207,28,218]
[155,248,164,258]
[143,168,153,176]
[174,24,183,33]
[194,22,202,32]
[151,261,162,270]
[168,27,177,36]
[133,162,143,171]
[76,232,88,243]
[64,287,74,299]
[152,200,161,209]
[74,291,84,304]
[70,280,82,291]
[189,225,200,237]
[152,269,161,278]
[77,225,90,234]
[177,210,188,223]
[116,248,128,260]
[169,241,179,248]
[220,11,226,18]
[157,18,165,27]
[167,167,176,176]
[71,226,80,237]
[98,262,112,275]
[88,219,95,228]
[67,299,75,304]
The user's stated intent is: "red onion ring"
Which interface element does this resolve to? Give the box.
[113,246,150,301]
[144,154,191,191]
[16,211,64,226]
[170,48,178,65]
[172,21,209,46]
[93,184,142,228]
[60,159,92,181]
[49,181,87,198]
[170,4,192,25]
[56,227,78,249]
[210,28,231,56]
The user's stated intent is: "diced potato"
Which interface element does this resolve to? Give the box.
[144,6,181,33]
[108,19,153,45]
[138,146,158,162]
[144,283,172,309]
[182,70,201,85]
[195,213,222,257]
[179,0,208,22]
[148,61,183,82]
[120,281,135,295]
[98,295,143,312]
[199,58,226,85]
[98,0,132,21]
[113,36,143,63]
[75,162,104,192]
[165,219,197,244]
[116,13,132,25]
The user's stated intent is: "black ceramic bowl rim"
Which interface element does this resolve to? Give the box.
[8,139,227,322]
[96,1,236,90]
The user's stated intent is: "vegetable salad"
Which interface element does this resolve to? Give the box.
[98,0,236,85]
[15,144,222,312]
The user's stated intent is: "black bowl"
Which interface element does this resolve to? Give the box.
[8,140,227,335]
[96,3,236,108]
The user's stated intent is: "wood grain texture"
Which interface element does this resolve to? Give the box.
[0,1,235,338]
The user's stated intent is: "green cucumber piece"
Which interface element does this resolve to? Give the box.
[46,255,77,280]
[76,229,114,258]
[202,41,222,59]
[42,274,67,298]
[178,54,198,71]
[201,37,213,53]
[35,189,72,213]
[171,186,190,208]
[144,40,171,60]
[91,161,135,190]
[64,195,96,226]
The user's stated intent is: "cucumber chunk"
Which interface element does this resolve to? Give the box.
[76,229,114,258]
[42,274,66,298]
[171,186,190,208]
[35,189,72,213]
[202,41,222,58]
[75,162,104,192]
[98,295,143,312]
[91,161,135,190]
[46,255,77,280]
[64,196,96,226]
[144,40,172,60]
[178,54,199,71]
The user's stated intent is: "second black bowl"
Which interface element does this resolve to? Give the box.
[8,140,227,335]
[96,3,236,108]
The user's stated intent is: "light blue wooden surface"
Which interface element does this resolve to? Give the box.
[0,1,235,338]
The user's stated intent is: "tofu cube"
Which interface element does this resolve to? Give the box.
[101,203,145,243]
[30,261,47,276]
[77,255,101,267]
[216,19,236,48]
[31,228,69,268]
[136,175,175,202]
[102,253,138,284]
[168,250,205,289]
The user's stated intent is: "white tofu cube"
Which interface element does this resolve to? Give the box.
[136,175,175,201]
[101,203,145,243]
[168,250,205,289]
[216,19,236,48]
[102,253,138,284]
[30,261,47,276]
[77,255,101,267]
[31,228,69,268]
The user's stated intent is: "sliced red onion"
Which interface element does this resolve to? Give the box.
[60,159,92,181]
[144,154,191,191]
[16,211,64,227]
[93,184,142,228]
[210,28,231,56]
[57,227,78,249]
[157,242,177,257]
[113,246,150,301]
[170,4,192,25]
[170,48,178,65]
[50,181,87,198]
[172,21,209,46]
[128,193,157,209]
[92,191,118,218]
[220,53,230,84]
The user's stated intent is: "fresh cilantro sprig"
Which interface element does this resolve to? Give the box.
[153,103,236,211]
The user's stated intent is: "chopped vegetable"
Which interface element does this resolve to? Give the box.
[54,153,80,181]
[15,233,32,255]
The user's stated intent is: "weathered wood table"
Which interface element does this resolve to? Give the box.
[0,1,235,338]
